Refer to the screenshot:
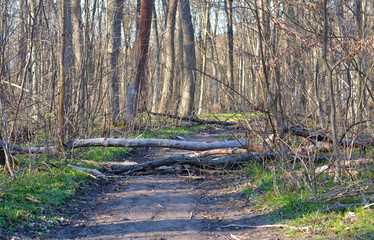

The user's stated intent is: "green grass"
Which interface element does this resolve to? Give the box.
[200,112,258,122]
[0,123,203,236]
[241,161,374,239]
[0,160,89,235]
[140,125,202,139]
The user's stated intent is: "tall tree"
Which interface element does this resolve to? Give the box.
[124,0,153,124]
[197,1,210,115]
[159,0,178,113]
[224,0,235,111]
[179,0,196,116]
[58,0,68,148]
[151,2,161,113]
[108,0,123,124]
[322,0,341,180]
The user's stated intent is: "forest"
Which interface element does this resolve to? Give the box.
[0,0,373,239]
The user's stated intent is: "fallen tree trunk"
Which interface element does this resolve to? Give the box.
[111,153,276,174]
[0,139,58,154]
[70,138,250,151]
[192,148,248,157]
[284,126,374,148]
[1,138,253,154]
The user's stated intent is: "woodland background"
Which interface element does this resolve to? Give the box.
[0,0,373,181]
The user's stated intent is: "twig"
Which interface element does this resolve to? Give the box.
[339,119,374,143]
[363,203,374,209]
[221,223,311,231]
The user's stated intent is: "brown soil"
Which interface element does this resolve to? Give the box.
[44,128,282,240]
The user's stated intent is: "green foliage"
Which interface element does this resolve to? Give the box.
[241,161,374,239]
[0,163,89,232]
[141,125,201,139]
[200,112,258,122]
[74,146,130,163]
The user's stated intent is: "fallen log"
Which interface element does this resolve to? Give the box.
[0,139,58,154]
[111,153,276,174]
[71,138,250,151]
[192,148,248,157]
[1,138,253,154]
[284,126,374,148]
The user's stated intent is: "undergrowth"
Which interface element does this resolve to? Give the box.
[241,161,374,239]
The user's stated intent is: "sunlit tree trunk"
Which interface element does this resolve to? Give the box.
[197,1,210,116]
[151,2,161,113]
[224,0,235,111]
[179,0,196,116]
[58,0,67,148]
[108,0,123,124]
[159,0,178,113]
[124,0,153,124]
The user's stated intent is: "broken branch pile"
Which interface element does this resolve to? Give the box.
[111,153,276,174]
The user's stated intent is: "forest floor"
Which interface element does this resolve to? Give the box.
[43,128,283,240]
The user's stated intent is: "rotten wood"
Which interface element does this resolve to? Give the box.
[111,153,276,174]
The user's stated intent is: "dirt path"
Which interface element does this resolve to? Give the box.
[46,129,281,240]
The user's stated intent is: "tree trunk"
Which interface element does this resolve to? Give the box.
[151,2,161,113]
[0,132,5,166]
[178,0,196,116]
[197,2,210,115]
[58,0,67,148]
[322,0,341,180]
[159,0,178,113]
[124,0,153,125]
[108,0,123,124]
[224,0,235,111]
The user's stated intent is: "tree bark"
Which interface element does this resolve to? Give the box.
[197,2,210,115]
[322,0,341,180]
[159,0,178,113]
[109,0,123,123]
[71,138,250,151]
[224,0,235,111]
[58,0,67,149]
[151,2,161,113]
[179,0,196,116]
[0,132,5,166]
[124,0,153,125]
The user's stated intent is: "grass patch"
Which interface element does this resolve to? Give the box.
[241,161,374,239]
[0,122,203,236]
[0,159,89,235]
[200,112,258,122]
[140,125,202,139]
